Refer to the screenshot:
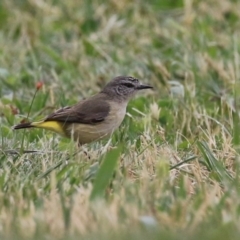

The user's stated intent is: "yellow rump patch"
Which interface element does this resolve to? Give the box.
[31,121,66,136]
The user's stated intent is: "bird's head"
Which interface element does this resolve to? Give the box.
[102,76,153,101]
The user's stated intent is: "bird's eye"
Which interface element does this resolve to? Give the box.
[123,83,134,88]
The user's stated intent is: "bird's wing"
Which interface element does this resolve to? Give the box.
[45,95,110,124]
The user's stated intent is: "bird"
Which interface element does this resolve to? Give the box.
[13,76,153,145]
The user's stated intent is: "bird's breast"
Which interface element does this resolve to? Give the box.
[106,101,127,128]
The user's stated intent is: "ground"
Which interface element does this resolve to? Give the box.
[1,0,240,239]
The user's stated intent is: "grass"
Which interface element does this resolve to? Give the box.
[1,0,240,239]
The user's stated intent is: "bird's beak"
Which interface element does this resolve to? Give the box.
[136,84,153,90]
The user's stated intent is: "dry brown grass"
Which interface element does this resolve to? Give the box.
[1,0,240,239]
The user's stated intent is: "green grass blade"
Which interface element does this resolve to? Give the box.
[90,145,122,201]
[233,112,240,146]
[170,155,197,170]
[197,141,233,182]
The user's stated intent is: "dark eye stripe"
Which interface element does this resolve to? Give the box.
[123,82,135,88]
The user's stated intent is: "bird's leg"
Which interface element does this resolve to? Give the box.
[83,149,91,160]
[77,141,91,160]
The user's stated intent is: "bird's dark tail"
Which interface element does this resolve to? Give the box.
[13,122,33,130]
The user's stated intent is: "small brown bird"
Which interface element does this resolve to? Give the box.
[13,76,152,144]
